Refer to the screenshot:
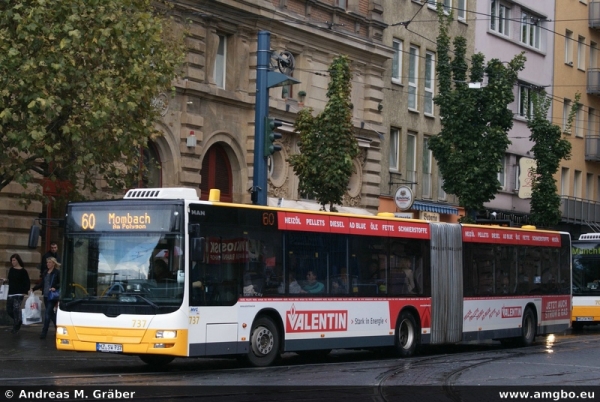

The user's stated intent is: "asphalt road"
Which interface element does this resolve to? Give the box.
[2,324,600,402]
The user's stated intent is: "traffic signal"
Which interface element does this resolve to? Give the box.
[264,117,283,156]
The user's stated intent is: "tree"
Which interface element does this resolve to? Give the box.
[428,10,525,222]
[527,92,573,228]
[288,55,359,212]
[0,0,185,202]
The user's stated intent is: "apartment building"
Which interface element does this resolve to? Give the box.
[553,0,600,237]
[378,0,471,222]
[474,0,556,226]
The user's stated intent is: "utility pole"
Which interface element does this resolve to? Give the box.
[251,31,300,205]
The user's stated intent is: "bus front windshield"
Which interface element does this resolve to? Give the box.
[61,233,184,313]
[573,242,600,296]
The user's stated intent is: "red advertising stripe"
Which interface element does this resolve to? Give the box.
[462,227,561,247]
[277,212,430,239]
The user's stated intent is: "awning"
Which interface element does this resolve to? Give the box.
[411,201,458,215]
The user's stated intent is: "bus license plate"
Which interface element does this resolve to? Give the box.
[576,317,593,321]
[96,343,123,353]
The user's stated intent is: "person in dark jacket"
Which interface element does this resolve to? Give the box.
[2,254,30,334]
[32,257,60,339]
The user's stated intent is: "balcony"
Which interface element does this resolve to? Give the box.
[587,69,600,95]
[591,1,600,29]
[586,135,600,161]
[561,196,600,225]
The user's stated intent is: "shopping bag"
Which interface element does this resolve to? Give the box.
[23,292,42,324]
[0,283,7,300]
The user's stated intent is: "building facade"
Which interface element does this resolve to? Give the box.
[378,0,471,222]
[474,0,557,226]
[553,0,600,237]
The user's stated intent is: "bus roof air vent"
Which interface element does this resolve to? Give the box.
[124,188,199,201]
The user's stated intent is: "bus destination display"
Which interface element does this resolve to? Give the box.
[69,208,173,232]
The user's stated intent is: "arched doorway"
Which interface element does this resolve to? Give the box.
[200,143,233,202]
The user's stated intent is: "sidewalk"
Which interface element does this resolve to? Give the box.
[0,323,58,359]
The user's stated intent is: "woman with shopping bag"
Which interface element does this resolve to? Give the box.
[2,254,31,334]
[32,257,60,339]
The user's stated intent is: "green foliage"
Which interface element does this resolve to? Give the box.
[428,10,525,222]
[527,92,573,228]
[288,55,359,212]
[0,0,185,202]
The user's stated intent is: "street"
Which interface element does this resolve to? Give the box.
[1,324,600,401]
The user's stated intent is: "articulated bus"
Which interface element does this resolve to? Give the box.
[572,233,600,329]
[46,188,571,367]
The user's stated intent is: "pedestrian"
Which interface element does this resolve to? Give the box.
[32,257,61,339]
[39,241,60,271]
[2,254,31,334]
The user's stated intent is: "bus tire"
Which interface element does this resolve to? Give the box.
[520,307,536,347]
[395,311,419,357]
[247,316,280,367]
[139,354,175,367]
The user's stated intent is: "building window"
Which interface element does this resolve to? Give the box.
[406,132,417,185]
[565,30,573,65]
[137,142,162,188]
[574,170,582,198]
[424,51,435,116]
[561,167,569,196]
[578,36,586,70]
[392,39,403,84]
[438,175,447,201]
[590,42,598,69]
[520,12,541,49]
[457,0,467,21]
[214,34,227,88]
[514,163,520,191]
[427,0,451,13]
[390,128,400,171]
[587,173,594,200]
[337,0,347,9]
[563,99,572,133]
[490,1,510,36]
[518,84,534,118]
[576,105,584,138]
[497,155,507,190]
[408,46,419,111]
[589,107,597,137]
[422,137,432,198]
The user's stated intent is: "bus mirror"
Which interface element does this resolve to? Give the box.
[28,224,40,249]
[191,237,205,262]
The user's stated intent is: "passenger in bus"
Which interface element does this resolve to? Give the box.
[331,278,347,294]
[278,272,302,294]
[389,257,415,294]
[301,270,324,294]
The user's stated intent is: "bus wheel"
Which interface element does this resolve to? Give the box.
[520,307,536,346]
[247,316,280,367]
[395,311,418,357]
[139,355,175,367]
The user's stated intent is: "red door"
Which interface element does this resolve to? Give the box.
[200,144,233,202]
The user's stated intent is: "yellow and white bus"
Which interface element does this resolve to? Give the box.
[39,188,572,367]
[572,233,600,330]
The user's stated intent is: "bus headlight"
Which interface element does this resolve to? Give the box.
[156,330,177,339]
[57,327,68,336]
